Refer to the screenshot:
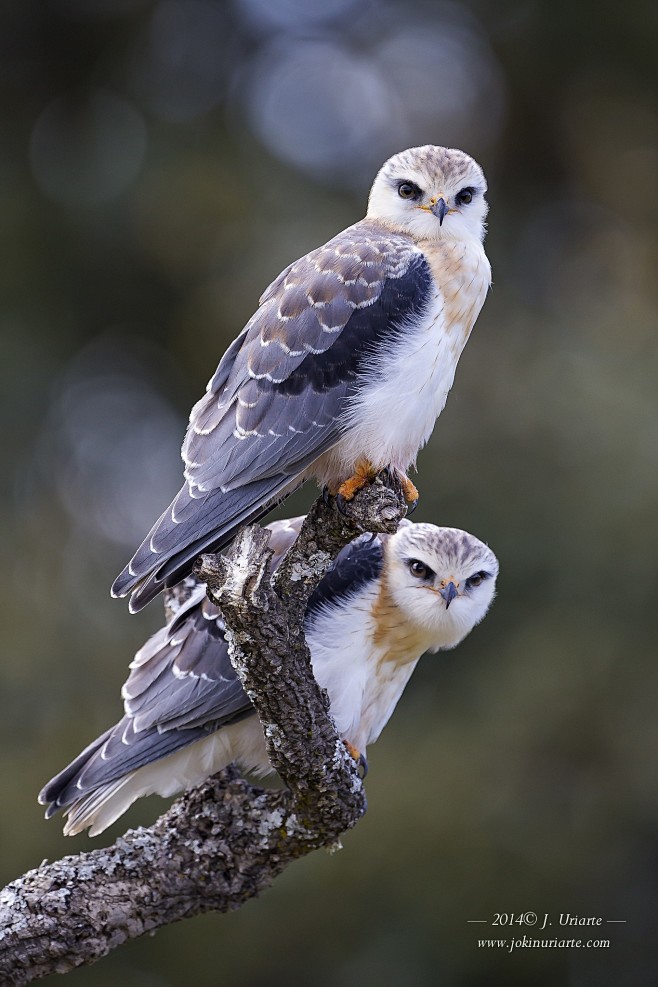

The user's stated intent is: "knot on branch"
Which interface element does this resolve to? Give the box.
[197,525,275,614]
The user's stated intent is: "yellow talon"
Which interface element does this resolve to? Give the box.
[336,460,377,502]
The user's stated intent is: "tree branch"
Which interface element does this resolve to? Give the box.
[0,480,407,984]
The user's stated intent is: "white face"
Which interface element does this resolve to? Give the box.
[367,144,488,244]
[385,523,498,652]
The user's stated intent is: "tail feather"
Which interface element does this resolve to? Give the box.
[112,475,299,612]
[39,728,111,816]
[62,775,138,837]
[40,715,213,817]
[46,720,267,836]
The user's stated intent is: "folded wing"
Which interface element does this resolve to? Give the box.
[112,223,431,611]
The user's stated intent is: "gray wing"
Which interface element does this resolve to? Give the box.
[39,589,248,813]
[183,223,425,492]
[121,588,246,732]
[39,518,304,813]
[122,517,304,732]
[112,221,431,610]
[122,515,303,730]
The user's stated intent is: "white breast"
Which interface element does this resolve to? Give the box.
[306,588,420,755]
[312,239,490,486]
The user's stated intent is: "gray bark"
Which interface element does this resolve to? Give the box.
[0,480,407,984]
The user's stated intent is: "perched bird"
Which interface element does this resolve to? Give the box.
[112,145,491,611]
[41,517,498,837]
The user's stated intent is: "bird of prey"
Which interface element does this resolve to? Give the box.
[41,518,498,837]
[112,144,491,612]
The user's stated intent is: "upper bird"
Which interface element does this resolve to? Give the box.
[112,145,491,612]
[42,517,498,837]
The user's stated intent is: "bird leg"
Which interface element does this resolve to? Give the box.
[332,461,418,515]
[397,471,419,510]
[332,460,381,514]
[336,460,379,502]
[343,740,369,778]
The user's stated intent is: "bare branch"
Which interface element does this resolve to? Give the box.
[0,480,407,984]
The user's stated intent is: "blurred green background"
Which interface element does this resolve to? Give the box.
[1,0,656,984]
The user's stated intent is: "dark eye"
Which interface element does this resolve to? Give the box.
[455,187,476,206]
[466,570,490,588]
[408,559,434,579]
[398,181,422,200]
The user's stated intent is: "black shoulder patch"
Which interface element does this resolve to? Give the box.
[307,533,384,618]
[276,253,432,397]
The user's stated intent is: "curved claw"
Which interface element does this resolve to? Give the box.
[378,466,419,507]
[344,740,368,778]
[334,493,349,516]
[378,465,396,489]
[322,484,332,506]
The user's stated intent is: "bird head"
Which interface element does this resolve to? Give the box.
[384,522,498,652]
[367,144,488,244]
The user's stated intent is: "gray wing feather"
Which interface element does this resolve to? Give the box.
[123,516,303,733]
[41,518,305,812]
[123,598,248,733]
[182,223,421,493]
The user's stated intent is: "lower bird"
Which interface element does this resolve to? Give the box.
[41,518,498,836]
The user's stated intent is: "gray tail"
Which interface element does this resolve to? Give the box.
[39,715,212,820]
[39,728,112,818]
[111,475,296,612]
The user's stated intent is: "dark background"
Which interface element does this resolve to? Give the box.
[1,1,656,984]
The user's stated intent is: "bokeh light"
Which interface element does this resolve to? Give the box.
[233,0,361,33]
[34,336,184,548]
[131,0,234,122]
[239,4,506,181]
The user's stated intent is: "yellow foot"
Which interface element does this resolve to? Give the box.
[379,466,419,509]
[397,471,419,505]
[336,460,378,502]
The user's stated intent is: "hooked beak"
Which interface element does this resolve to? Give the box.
[430,197,449,225]
[439,580,458,609]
